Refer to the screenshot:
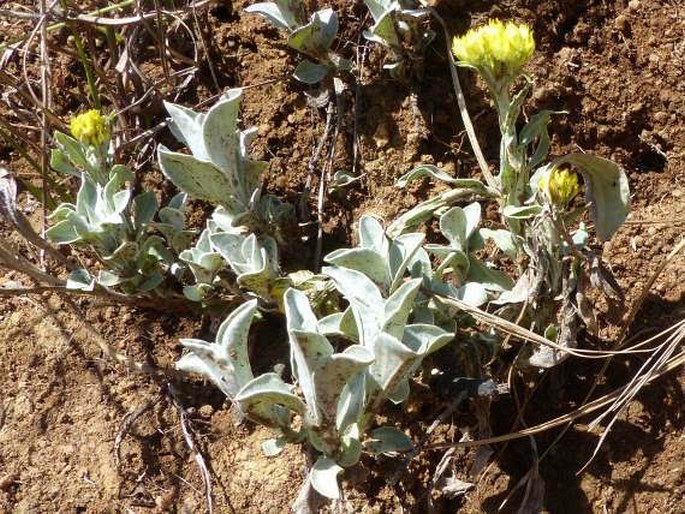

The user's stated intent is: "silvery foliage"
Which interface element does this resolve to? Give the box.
[176,218,469,499]
[363,0,435,80]
[245,1,352,84]
[392,104,630,369]
[47,131,192,294]
[158,89,290,301]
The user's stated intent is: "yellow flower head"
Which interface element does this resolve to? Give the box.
[70,109,110,146]
[452,19,535,84]
[539,167,582,207]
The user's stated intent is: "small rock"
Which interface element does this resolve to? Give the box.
[0,473,17,491]
[198,404,215,418]
[628,0,640,11]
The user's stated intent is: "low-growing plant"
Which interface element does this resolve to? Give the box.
[157,89,294,302]
[363,0,435,80]
[245,0,352,84]
[46,110,193,294]
[175,211,516,499]
[392,19,631,367]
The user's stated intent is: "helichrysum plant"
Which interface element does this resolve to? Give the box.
[47,110,191,294]
[363,0,435,80]
[391,19,631,368]
[158,89,294,302]
[245,0,351,84]
[176,212,515,500]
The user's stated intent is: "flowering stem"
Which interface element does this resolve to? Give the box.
[423,4,498,191]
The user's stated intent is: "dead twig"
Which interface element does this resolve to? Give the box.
[168,382,214,514]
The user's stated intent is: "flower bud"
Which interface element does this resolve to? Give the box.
[539,167,582,207]
[70,109,110,146]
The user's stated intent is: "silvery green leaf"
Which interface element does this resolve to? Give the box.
[456,281,488,306]
[50,148,79,177]
[330,170,360,189]
[262,437,287,457]
[310,456,343,500]
[467,257,513,292]
[322,266,383,346]
[438,206,468,250]
[480,228,517,260]
[54,131,89,174]
[288,8,338,58]
[462,202,481,240]
[552,153,630,241]
[245,0,305,31]
[105,241,138,264]
[324,247,387,284]
[202,89,242,177]
[316,308,358,340]
[502,204,543,219]
[337,423,362,467]
[158,206,186,232]
[289,329,334,423]
[157,145,242,211]
[236,372,306,428]
[66,268,95,291]
[363,0,389,22]
[313,345,373,423]
[163,101,208,160]
[109,164,134,183]
[395,165,481,188]
[293,60,330,84]
[387,378,410,403]
[365,426,413,455]
[402,324,453,354]
[75,176,97,218]
[387,183,491,237]
[46,219,80,244]
[111,189,131,216]
[388,232,424,292]
[336,373,365,432]
[368,331,417,400]
[358,215,388,256]
[364,11,401,48]
[183,283,212,302]
[519,110,557,169]
[97,269,121,287]
[210,231,245,270]
[177,300,258,400]
[137,271,164,292]
[317,312,345,336]
[572,223,589,248]
[168,192,187,210]
[383,278,421,339]
[133,191,158,225]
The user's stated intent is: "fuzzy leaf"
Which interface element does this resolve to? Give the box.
[313,345,373,423]
[553,153,630,241]
[324,247,387,284]
[322,266,383,346]
[235,372,306,428]
[293,60,330,84]
[157,146,241,211]
[383,278,421,339]
[310,456,343,500]
[365,426,413,454]
[288,9,338,57]
[176,300,258,401]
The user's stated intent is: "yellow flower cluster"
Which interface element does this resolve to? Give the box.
[70,109,110,146]
[452,19,535,83]
[539,167,582,207]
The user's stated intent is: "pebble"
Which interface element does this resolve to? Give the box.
[198,404,215,418]
[628,0,640,10]
[0,473,17,491]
